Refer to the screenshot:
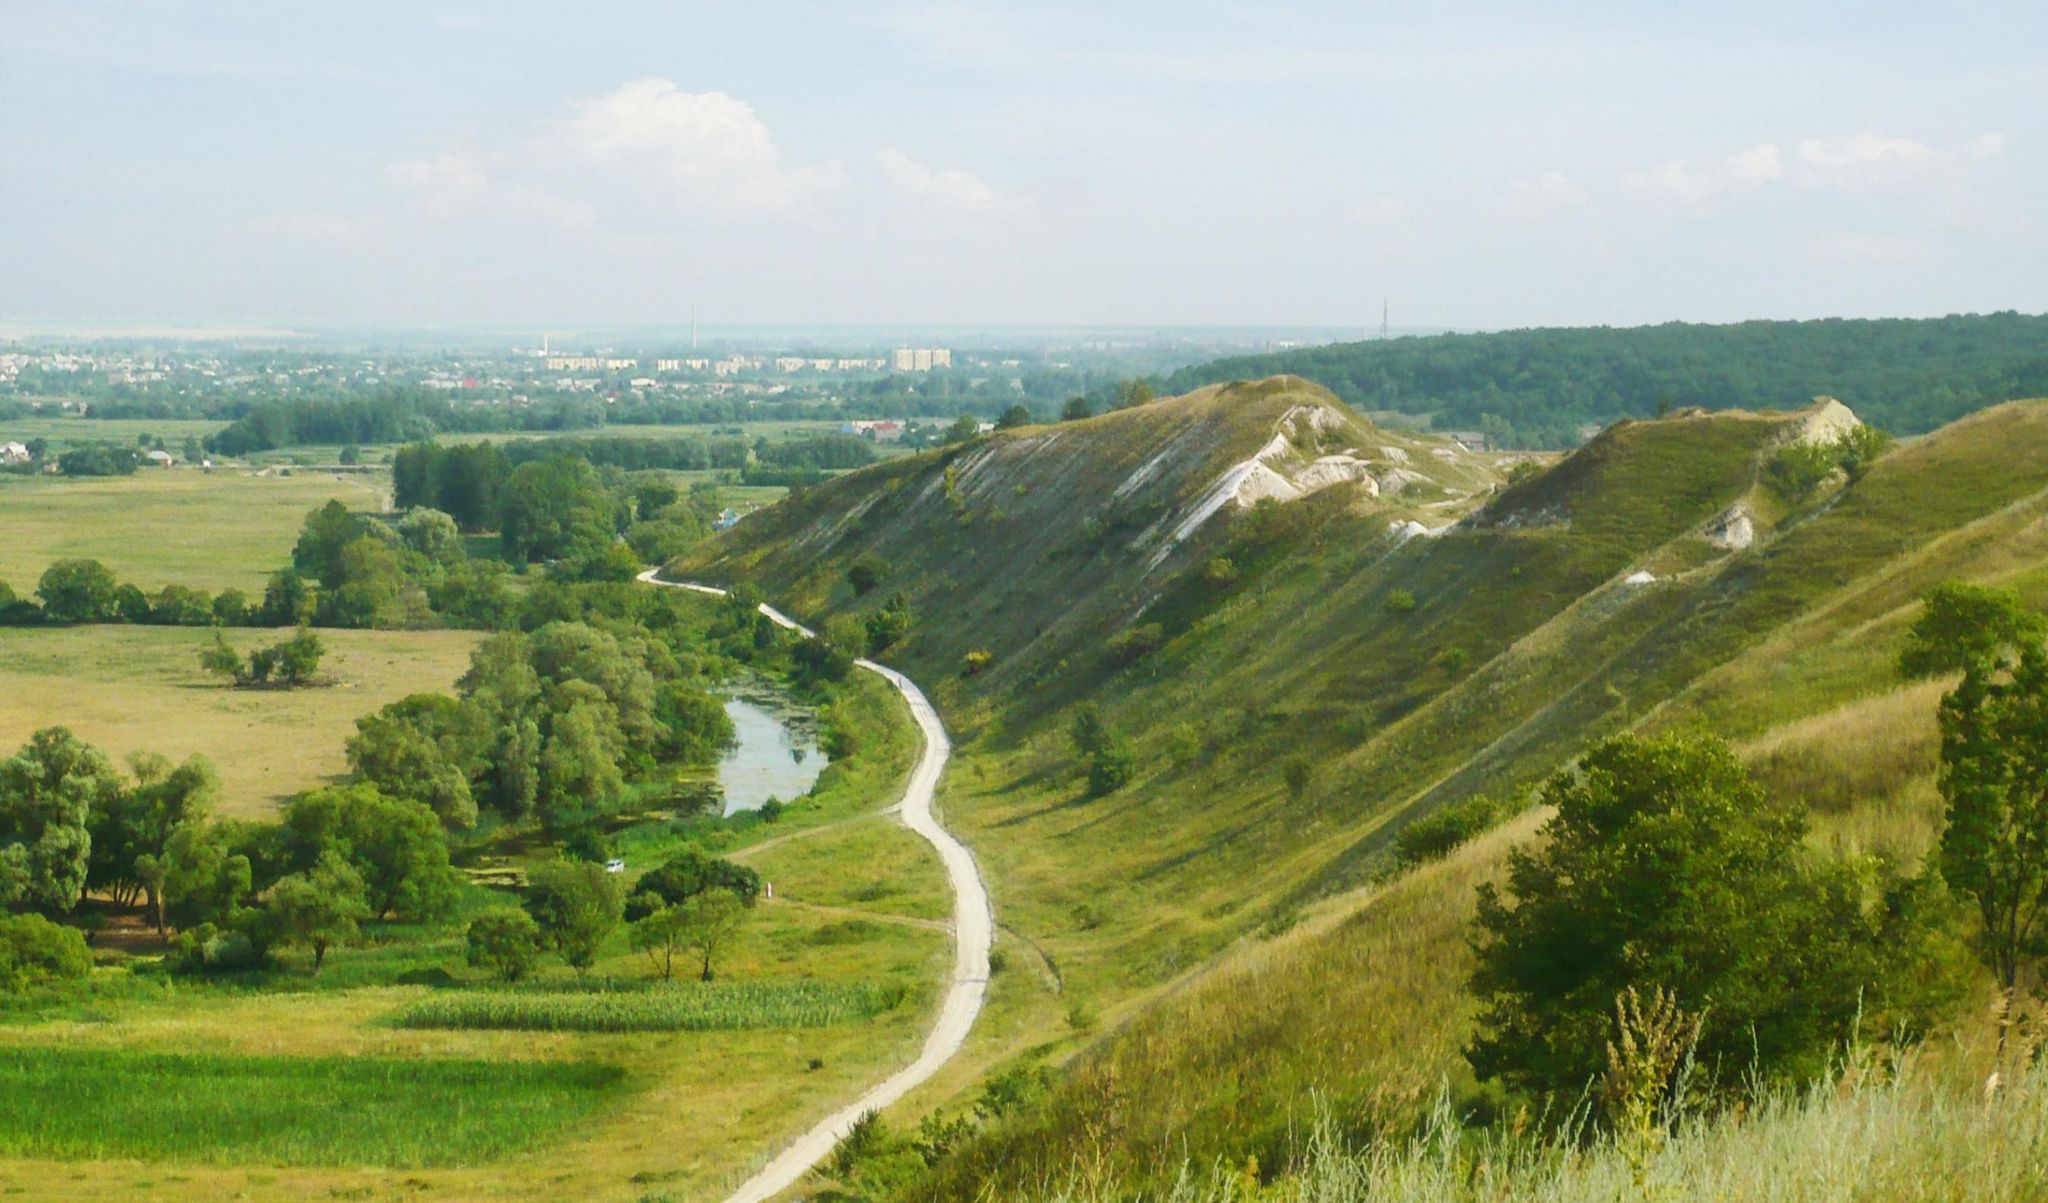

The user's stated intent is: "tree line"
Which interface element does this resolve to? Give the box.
[0,580,757,982]
[1165,311,2048,448]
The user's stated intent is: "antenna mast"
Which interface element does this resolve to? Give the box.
[1380,299,1390,340]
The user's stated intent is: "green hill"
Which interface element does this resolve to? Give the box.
[671,381,2048,1200]
[1162,312,2048,447]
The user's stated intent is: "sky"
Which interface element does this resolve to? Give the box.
[2,1,2043,331]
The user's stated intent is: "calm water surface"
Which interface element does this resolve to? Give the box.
[717,686,823,816]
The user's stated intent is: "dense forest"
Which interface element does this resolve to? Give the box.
[1165,312,2048,447]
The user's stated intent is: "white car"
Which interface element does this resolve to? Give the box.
[604,858,626,874]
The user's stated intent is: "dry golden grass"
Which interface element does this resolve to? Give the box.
[0,468,388,593]
[1742,678,1950,860]
[0,624,481,818]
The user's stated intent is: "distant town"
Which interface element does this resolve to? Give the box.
[0,328,1359,431]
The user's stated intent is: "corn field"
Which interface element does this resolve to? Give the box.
[392,978,904,1032]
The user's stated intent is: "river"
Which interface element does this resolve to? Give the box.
[716,683,824,816]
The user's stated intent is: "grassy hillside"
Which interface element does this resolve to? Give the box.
[674,380,2048,1199]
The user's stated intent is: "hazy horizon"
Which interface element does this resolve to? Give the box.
[4,2,2042,330]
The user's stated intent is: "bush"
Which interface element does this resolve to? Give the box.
[1385,588,1418,614]
[1394,793,1512,866]
[1105,623,1164,667]
[0,914,92,992]
[168,923,264,975]
[466,908,544,983]
[831,1109,888,1178]
[847,556,885,597]
[1087,741,1136,796]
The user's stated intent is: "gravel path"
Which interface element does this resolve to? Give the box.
[637,570,993,1202]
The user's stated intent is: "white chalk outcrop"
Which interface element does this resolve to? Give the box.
[1704,503,1756,551]
[1787,397,1862,446]
[1142,405,1394,568]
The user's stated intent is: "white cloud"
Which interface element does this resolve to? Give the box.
[875,148,1026,227]
[1965,132,2007,160]
[1497,172,1587,218]
[1726,142,1784,183]
[557,78,840,215]
[385,152,490,217]
[1795,132,1940,177]
[1625,142,1781,205]
[1624,161,1722,205]
[1348,196,1413,225]
[1630,132,2004,206]
[385,152,592,230]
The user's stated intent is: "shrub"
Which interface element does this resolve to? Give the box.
[1394,793,1511,867]
[962,649,994,676]
[847,556,885,596]
[0,914,92,992]
[831,1109,889,1178]
[466,907,544,983]
[1105,623,1164,667]
[1282,757,1313,802]
[1385,588,1418,614]
[1087,741,1136,796]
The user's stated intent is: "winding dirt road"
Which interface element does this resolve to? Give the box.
[636,569,992,1202]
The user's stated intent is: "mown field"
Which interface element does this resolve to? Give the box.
[0,624,481,819]
[0,416,227,454]
[0,468,385,594]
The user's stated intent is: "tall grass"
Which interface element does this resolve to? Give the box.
[0,1045,622,1166]
[1033,1059,2048,1203]
[392,978,903,1032]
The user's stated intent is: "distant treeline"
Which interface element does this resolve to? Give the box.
[1165,312,2048,448]
[183,387,1058,456]
[204,389,586,456]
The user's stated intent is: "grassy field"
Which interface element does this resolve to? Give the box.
[0,888,949,1198]
[0,416,226,454]
[0,467,386,594]
[0,624,481,818]
[0,1046,623,1167]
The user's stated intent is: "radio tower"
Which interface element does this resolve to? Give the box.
[690,305,698,351]
[1380,299,1390,340]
